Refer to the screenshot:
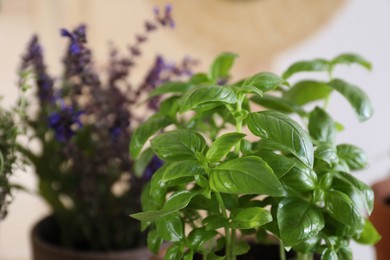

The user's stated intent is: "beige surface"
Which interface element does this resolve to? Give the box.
[0,0,346,259]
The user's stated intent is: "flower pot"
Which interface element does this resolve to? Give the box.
[31,215,154,260]
[370,179,390,260]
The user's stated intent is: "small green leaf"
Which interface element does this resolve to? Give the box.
[309,107,336,143]
[242,72,285,93]
[230,207,272,229]
[156,212,184,242]
[180,85,238,113]
[256,151,295,178]
[325,190,363,229]
[149,81,193,97]
[209,52,238,82]
[209,156,284,196]
[247,111,314,167]
[354,219,381,245]
[315,143,338,166]
[333,172,373,214]
[130,208,172,222]
[130,114,173,158]
[337,247,352,260]
[164,190,199,211]
[164,244,183,260]
[162,160,206,182]
[328,79,373,121]
[206,133,246,162]
[234,241,251,255]
[278,198,324,246]
[331,53,372,71]
[187,228,218,250]
[151,129,206,162]
[337,144,368,170]
[190,73,210,84]
[283,80,332,106]
[134,148,155,178]
[322,248,338,260]
[282,59,329,79]
[147,229,163,254]
[233,85,264,97]
[159,96,181,117]
[280,163,317,192]
[203,215,229,230]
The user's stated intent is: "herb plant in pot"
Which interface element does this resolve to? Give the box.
[130,52,380,259]
[18,6,194,260]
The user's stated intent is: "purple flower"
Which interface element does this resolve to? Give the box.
[143,156,164,181]
[48,104,83,142]
[60,25,87,55]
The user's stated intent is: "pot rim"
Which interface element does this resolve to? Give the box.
[31,215,151,257]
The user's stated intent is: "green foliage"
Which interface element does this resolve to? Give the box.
[130,53,378,259]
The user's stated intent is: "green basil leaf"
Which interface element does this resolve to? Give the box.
[315,143,338,166]
[230,207,272,229]
[180,85,238,113]
[206,133,246,162]
[147,229,163,254]
[183,250,194,260]
[328,79,373,121]
[150,165,167,200]
[280,163,317,192]
[331,53,372,71]
[255,151,295,178]
[277,198,324,246]
[251,95,304,114]
[292,236,321,254]
[337,144,368,170]
[151,129,207,162]
[325,190,363,229]
[141,182,163,212]
[233,85,264,97]
[149,81,193,97]
[322,248,338,260]
[234,241,251,256]
[162,160,206,183]
[333,172,373,214]
[282,59,329,79]
[209,52,238,82]
[247,111,314,167]
[354,219,381,245]
[164,190,199,211]
[242,72,284,93]
[130,114,173,158]
[337,247,352,260]
[209,156,284,196]
[164,244,183,260]
[130,208,172,222]
[134,148,155,178]
[203,215,229,231]
[187,228,218,250]
[190,73,210,84]
[283,80,332,106]
[159,96,181,117]
[156,212,184,242]
[309,107,336,143]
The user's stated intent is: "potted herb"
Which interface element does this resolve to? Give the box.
[130,52,380,259]
[17,5,194,260]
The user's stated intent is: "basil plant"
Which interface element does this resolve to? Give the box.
[130,53,380,260]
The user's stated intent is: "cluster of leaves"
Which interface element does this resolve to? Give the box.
[130,53,380,260]
[17,6,195,251]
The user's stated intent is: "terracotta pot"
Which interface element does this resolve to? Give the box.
[370,179,390,260]
[31,215,154,260]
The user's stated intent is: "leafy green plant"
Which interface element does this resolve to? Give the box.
[130,52,380,259]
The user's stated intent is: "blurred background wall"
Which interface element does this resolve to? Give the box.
[0,0,389,259]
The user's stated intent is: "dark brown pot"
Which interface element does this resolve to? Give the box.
[370,179,390,260]
[31,215,154,260]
